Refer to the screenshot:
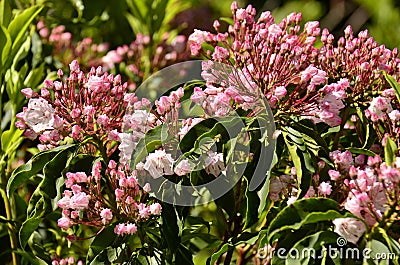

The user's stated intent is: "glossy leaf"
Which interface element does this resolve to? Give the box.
[384,136,398,166]
[7,144,78,196]
[266,198,355,244]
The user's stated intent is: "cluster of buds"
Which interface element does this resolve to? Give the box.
[57,160,162,236]
[16,61,131,154]
[328,149,400,231]
[101,33,190,88]
[37,20,109,69]
[188,2,352,126]
[314,25,400,103]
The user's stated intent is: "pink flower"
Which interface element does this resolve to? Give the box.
[23,98,56,133]
[328,170,341,181]
[204,151,225,177]
[115,188,125,201]
[125,223,137,234]
[274,86,287,100]
[114,223,127,235]
[69,191,90,210]
[333,218,366,244]
[149,203,162,215]
[143,150,174,179]
[318,182,332,196]
[57,217,72,229]
[100,208,113,224]
[174,159,192,176]
[143,183,151,193]
[21,88,35,98]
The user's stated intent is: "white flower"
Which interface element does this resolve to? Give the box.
[174,159,192,176]
[118,133,136,163]
[23,98,57,133]
[143,150,174,178]
[333,218,366,244]
[204,150,225,177]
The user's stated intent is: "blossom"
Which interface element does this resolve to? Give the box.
[58,217,72,230]
[23,98,58,133]
[318,182,332,196]
[100,208,113,224]
[204,151,225,177]
[143,150,174,178]
[333,218,366,244]
[174,159,192,176]
[149,203,162,215]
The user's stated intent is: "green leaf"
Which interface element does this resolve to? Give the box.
[19,217,43,249]
[282,129,315,199]
[0,25,11,68]
[13,249,48,265]
[384,137,398,166]
[1,127,23,155]
[284,231,340,265]
[8,5,43,64]
[87,226,118,262]
[366,239,392,265]
[345,147,376,157]
[266,198,355,244]
[0,0,12,27]
[384,72,400,103]
[7,144,77,196]
[161,202,180,252]
[131,124,170,168]
[208,243,231,265]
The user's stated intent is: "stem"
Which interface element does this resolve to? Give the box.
[0,188,18,265]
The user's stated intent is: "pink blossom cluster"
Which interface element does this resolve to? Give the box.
[37,20,109,69]
[189,1,400,128]
[315,25,400,101]
[56,160,162,236]
[16,61,131,154]
[188,3,352,126]
[329,150,400,227]
[101,33,190,88]
[269,167,332,205]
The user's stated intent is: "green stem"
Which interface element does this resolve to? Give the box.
[0,188,18,265]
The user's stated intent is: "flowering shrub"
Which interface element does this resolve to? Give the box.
[1,0,400,264]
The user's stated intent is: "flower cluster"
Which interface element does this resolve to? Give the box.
[16,60,130,154]
[188,3,353,126]
[189,1,400,128]
[56,160,162,236]
[37,20,108,69]
[329,150,399,227]
[102,33,190,87]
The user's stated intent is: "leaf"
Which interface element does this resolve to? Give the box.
[284,231,340,265]
[282,129,315,199]
[384,136,398,166]
[345,147,376,157]
[208,243,231,265]
[8,5,43,65]
[0,0,12,27]
[87,226,117,262]
[19,217,43,249]
[244,188,260,228]
[13,249,48,265]
[131,124,170,168]
[0,25,11,68]
[161,202,180,252]
[384,72,400,103]
[366,239,392,265]
[7,144,77,196]
[265,198,355,244]
[1,127,23,155]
